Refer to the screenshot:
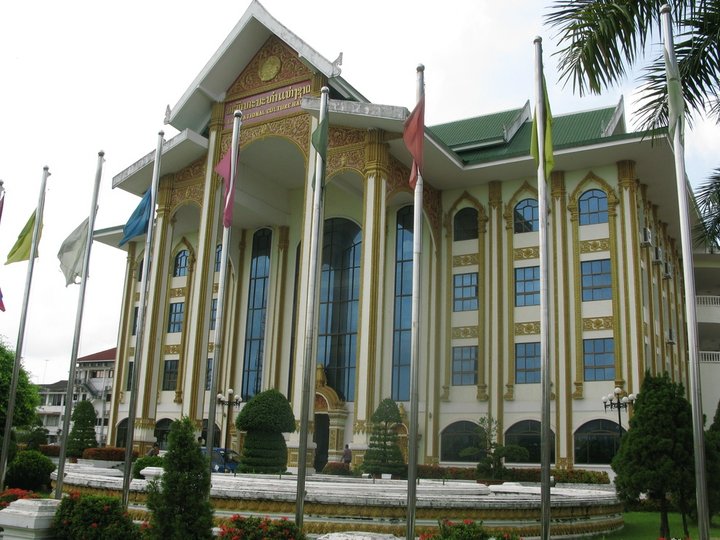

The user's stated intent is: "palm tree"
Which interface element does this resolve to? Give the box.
[546,1,720,245]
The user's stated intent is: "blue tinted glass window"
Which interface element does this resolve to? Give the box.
[167,302,184,333]
[515,342,541,383]
[583,338,615,381]
[453,273,478,311]
[515,266,540,306]
[581,259,612,301]
[173,249,189,277]
[392,206,413,401]
[454,207,478,241]
[579,189,608,225]
[452,346,477,386]
[514,198,539,233]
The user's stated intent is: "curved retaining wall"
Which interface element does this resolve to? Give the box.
[53,466,623,538]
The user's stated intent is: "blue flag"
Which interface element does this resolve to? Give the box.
[119,190,152,247]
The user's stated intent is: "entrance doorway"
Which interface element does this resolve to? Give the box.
[313,413,329,472]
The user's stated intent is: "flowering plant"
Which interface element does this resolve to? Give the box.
[217,514,305,540]
[0,488,39,509]
[419,519,522,540]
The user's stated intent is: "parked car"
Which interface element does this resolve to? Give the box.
[201,447,240,473]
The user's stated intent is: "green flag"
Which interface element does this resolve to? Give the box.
[664,45,685,142]
[311,114,328,161]
[6,211,41,265]
[531,75,554,181]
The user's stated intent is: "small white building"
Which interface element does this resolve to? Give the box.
[36,348,115,446]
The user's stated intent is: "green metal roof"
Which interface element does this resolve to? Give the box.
[431,107,526,149]
[429,105,624,165]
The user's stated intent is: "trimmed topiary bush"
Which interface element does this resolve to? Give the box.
[53,492,140,540]
[145,417,214,539]
[362,398,406,477]
[132,455,164,479]
[236,389,295,474]
[5,450,55,491]
[38,444,60,457]
[67,400,98,458]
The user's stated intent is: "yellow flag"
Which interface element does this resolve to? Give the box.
[5,211,41,264]
[531,75,554,181]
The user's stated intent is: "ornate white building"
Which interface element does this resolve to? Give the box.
[99,1,720,473]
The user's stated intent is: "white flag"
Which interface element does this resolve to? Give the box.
[58,218,89,286]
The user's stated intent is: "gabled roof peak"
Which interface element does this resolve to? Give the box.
[167,0,366,134]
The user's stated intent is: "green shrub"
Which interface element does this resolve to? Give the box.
[67,400,98,458]
[53,492,140,540]
[145,417,214,539]
[420,519,522,540]
[217,514,305,540]
[132,455,164,479]
[0,488,39,509]
[362,398,406,477]
[6,450,55,491]
[237,431,288,474]
[505,467,610,484]
[417,465,477,480]
[236,389,295,474]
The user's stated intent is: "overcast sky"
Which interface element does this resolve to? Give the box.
[1,0,717,385]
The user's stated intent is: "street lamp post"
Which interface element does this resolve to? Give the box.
[217,389,242,451]
[601,386,636,435]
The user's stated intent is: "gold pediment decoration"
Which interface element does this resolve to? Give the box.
[451,326,479,339]
[514,247,539,260]
[453,254,479,267]
[515,322,540,335]
[582,316,613,331]
[580,239,610,253]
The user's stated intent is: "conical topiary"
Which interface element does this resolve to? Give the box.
[361,398,406,477]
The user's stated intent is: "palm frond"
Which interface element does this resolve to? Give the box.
[546,0,705,95]
[693,169,720,249]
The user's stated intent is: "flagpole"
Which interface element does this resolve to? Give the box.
[0,166,50,489]
[295,86,329,528]
[660,6,710,538]
[406,64,424,540]
[55,151,105,498]
[207,110,242,475]
[122,132,164,508]
[534,36,552,540]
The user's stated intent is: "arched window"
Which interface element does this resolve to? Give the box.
[578,189,609,225]
[574,419,625,464]
[154,418,173,450]
[514,198,539,233]
[115,418,128,448]
[173,249,189,277]
[317,218,361,401]
[137,258,144,281]
[392,206,413,401]
[441,421,481,462]
[241,229,272,401]
[505,420,555,463]
[214,243,222,272]
[454,207,478,241]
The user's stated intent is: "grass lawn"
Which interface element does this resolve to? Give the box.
[591,512,720,539]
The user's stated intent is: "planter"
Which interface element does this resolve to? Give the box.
[77,458,123,469]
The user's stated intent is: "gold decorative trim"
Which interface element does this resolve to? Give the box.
[582,316,614,331]
[165,344,181,355]
[353,420,367,434]
[579,238,610,253]
[514,322,540,335]
[513,247,539,260]
[452,254,479,267]
[451,326,479,339]
[169,287,186,298]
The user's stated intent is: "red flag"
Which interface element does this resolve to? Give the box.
[403,95,425,189]
[0,287,5,312]
[214,150,234,228]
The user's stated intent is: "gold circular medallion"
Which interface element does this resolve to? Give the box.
[259,56,281,82]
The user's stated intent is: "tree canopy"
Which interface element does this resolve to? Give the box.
[66,399,98,458]
[612,372,694,538]
[0,339,40,429]
[547,1,720,248]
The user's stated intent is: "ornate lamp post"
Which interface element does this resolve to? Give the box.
[601,386,636,435]
[217,389,242,451]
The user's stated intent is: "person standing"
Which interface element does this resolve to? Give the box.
[342,444,352,467]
